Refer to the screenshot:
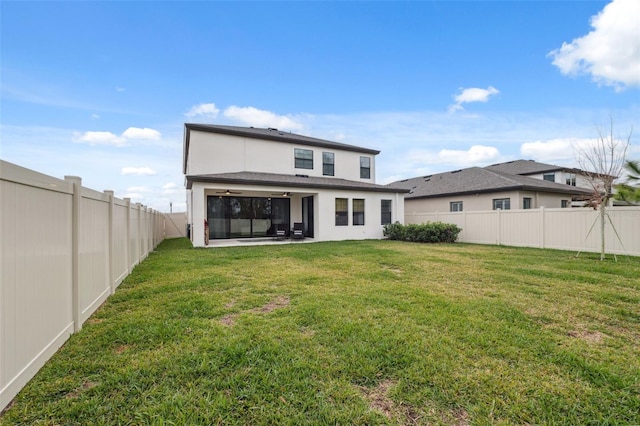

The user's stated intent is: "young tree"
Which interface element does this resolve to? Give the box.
[614,160,640,203]
[575,117,632,260]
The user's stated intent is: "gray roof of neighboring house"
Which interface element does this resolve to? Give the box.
[187,171,411,193]
[390,167,593,199]
[184,124,380,174]
[484,159,580,175]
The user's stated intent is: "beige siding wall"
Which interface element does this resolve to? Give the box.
[405,190,574,214]
[186,130,376,183]
[406,206,640,256]
[0,160,172,411]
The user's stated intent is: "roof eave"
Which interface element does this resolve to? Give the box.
[184,123,380,155]
[186,174,410,193]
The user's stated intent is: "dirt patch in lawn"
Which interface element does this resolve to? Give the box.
[220,314,237,327]
[66,381,97,399]
[357,379,421,425]
[252,296,290,313]
[568,329,605,344]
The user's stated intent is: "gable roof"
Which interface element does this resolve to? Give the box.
[187,171,410,193]
[391,167,592,199]
[183,124,379,174]
[484,159,579,175]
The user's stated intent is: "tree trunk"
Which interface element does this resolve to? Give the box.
[600,203,606,261]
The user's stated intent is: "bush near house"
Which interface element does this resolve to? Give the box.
[383,221,461,243]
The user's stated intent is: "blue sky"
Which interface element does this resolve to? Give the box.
[2,0,639,212]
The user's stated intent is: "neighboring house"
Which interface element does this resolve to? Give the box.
[392,166,593,214]
[484,159,597,193]
[183,124,409,247]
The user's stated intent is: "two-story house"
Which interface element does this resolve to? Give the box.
[392,162,593,215]
[183,124,409,247]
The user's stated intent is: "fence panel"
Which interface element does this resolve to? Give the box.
[1,160,173,411]
[112,199,129,288]
[1,163,74,411]
[79,188,111,324]
[405,206,640,256]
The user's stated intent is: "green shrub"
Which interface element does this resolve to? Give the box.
[383,221,461,243]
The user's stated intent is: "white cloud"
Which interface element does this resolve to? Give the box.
[448,86,500,113]
[520,138,592,162]
[163,182,177,189]
[116,86,126,92]
[548,0,640,90]
[91,114,100,120]
[121,167,156,176]
[408,145,502,169]
[185,103,220,121]
[223,106,304,130]
[74,127,162,146]
[73,131,126,147]
[121,127,161,140]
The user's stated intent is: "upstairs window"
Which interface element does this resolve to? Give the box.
[381,200,392,225]
[543,173,555,182]
[295,148,313,170]
[335,198,348,226]
[360,156,371,179]
[561,200,570,208]
[493,198,511,210]
[450,201,463,212]
[323,152,335,176]
[523,197,532,209]
[353,199,365,226]
[566,173,576,186]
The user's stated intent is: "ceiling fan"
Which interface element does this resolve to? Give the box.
[215,189,241,195]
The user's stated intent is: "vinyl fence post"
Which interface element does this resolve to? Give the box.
[105,190,115,295]
[124,198,131,274]
[65,176,82,333]
[540,206,545,249]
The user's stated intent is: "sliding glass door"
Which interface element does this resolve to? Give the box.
[207,196,290,239]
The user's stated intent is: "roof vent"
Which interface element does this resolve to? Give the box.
[451,170,462,174]
[424,178,430,182]
[423,175,432,178]
[400,179,408,182]
[268,127,278,131]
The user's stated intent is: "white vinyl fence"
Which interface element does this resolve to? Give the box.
[0,161,181,410]
[406,206,640,257]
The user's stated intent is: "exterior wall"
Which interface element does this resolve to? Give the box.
[525,170,598,192]
[405,206,640,256]
[186,130,376,183]
[188,181,404,247]
[0,161,169,411]
[405,190,574,214]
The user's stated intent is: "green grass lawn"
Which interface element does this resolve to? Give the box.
[2,239,639,425]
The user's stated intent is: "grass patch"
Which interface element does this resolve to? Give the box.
[2,239,639,425]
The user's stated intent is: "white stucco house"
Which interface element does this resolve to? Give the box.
[183,124,408,247]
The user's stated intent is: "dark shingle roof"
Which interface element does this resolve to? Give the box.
[187,171,410,193]
[484,159,577,175]
[391,167,592,199]
[183,124,379,173]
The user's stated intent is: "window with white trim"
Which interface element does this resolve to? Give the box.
[353,199,365,226]
[493,198,511,210]
[450,201,463,212]
[360,156,371,179]
[295,148,313,169]
[323,152,334,176]
[381,200,392,225]
[335,198,348,226]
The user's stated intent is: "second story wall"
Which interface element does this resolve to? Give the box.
[186,130,376,183]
